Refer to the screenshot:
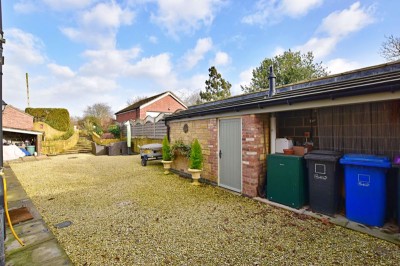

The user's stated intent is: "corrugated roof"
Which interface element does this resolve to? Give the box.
[115,92,167,115]
[166,61,400,121]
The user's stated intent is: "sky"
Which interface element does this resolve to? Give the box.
[2,0,400,117]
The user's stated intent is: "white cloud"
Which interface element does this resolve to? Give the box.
[127,53,173,79]
[242,0,323,25]
[5,28,46,65]
[80,47,142,78]
[81,2,134,29]
[295,2,375,60]
[318,2,375,38]
[14,1,39,13]
[281,0,323,17]
[60,2,135,49]
[211,51,231,66]
[231,67,254,95]
[182,38,213,69]
[148,36,158,44]
[42,0,94,11]
[47,63,75,78]
[151,0,224,37]
[324,58,361,74]
[295,37,338,59]
[272,46,285,57]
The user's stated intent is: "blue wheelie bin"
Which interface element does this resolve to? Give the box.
[340,154,391,227]
[392,163,400,227]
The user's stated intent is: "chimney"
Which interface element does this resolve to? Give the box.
[268,65,276,97]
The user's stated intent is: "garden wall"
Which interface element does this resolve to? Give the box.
[41,130,79,154]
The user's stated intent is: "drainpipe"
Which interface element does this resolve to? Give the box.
[270,113,276,154]
[268,66,276,97]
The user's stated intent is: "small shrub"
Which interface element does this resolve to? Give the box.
[94,126,103,136]
[171,139,191,159]
[189,139,203,170]
[162,136,172,161]
[51,126,75,140]
[108,124,121,138]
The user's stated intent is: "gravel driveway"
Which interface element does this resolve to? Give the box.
[10,154,400,265]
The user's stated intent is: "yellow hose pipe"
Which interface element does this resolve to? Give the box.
[1,170,25,246]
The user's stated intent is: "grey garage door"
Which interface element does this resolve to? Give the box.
[219,118,242,192]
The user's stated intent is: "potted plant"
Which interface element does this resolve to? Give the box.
[161,136,173,174]
[188,138,203,185]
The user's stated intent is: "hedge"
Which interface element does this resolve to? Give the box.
[25,108,70,132]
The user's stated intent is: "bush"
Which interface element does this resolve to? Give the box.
[108,124,121,138]
[162,136,172,161]
[171,139,191,159]
[26,108,70,131]
[51,126,75,140]
[189,139,203,170]
[94,126,103,136]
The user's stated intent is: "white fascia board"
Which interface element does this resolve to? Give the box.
[3,127,43,135]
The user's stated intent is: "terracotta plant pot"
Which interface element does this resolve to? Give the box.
[188,168,202,186]
[161,160,173,175]
[283,149,294,155]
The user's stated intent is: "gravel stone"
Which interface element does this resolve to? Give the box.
[10,154,400,265]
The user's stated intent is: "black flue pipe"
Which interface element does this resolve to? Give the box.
[268,65,276,97]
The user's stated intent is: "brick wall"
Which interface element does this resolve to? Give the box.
[242,114,269,197]
[3,106,33,130]
[168,118,218,183]
[168,114,270,198]
[116,109,139,123]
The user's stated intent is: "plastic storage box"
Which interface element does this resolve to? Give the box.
[266,154,307,209]
[304,150,342,216]
[275,138,293,153]
[340,154,391,227]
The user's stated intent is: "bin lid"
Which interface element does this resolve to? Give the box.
[339,154,391,168]
[304,150,342,162]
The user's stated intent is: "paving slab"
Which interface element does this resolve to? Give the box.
[3,165,72,266]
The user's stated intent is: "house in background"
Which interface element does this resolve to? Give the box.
[2,103,42,158]
[115,91,187,123]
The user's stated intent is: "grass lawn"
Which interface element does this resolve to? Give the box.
[10,154,400,265]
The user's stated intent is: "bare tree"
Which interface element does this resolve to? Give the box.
[380,35,400,62]
[83,103,114,130]
[126,96,147,106]
[182,90,202,106]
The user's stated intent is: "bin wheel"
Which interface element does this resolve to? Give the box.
[141,158,147,166]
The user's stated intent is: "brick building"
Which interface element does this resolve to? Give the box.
[165,61,400,201]
[2,104,42,155]
[115,91,187,123]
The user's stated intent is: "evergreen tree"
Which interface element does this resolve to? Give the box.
[242,50,328,93]
[200,66,232,102]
